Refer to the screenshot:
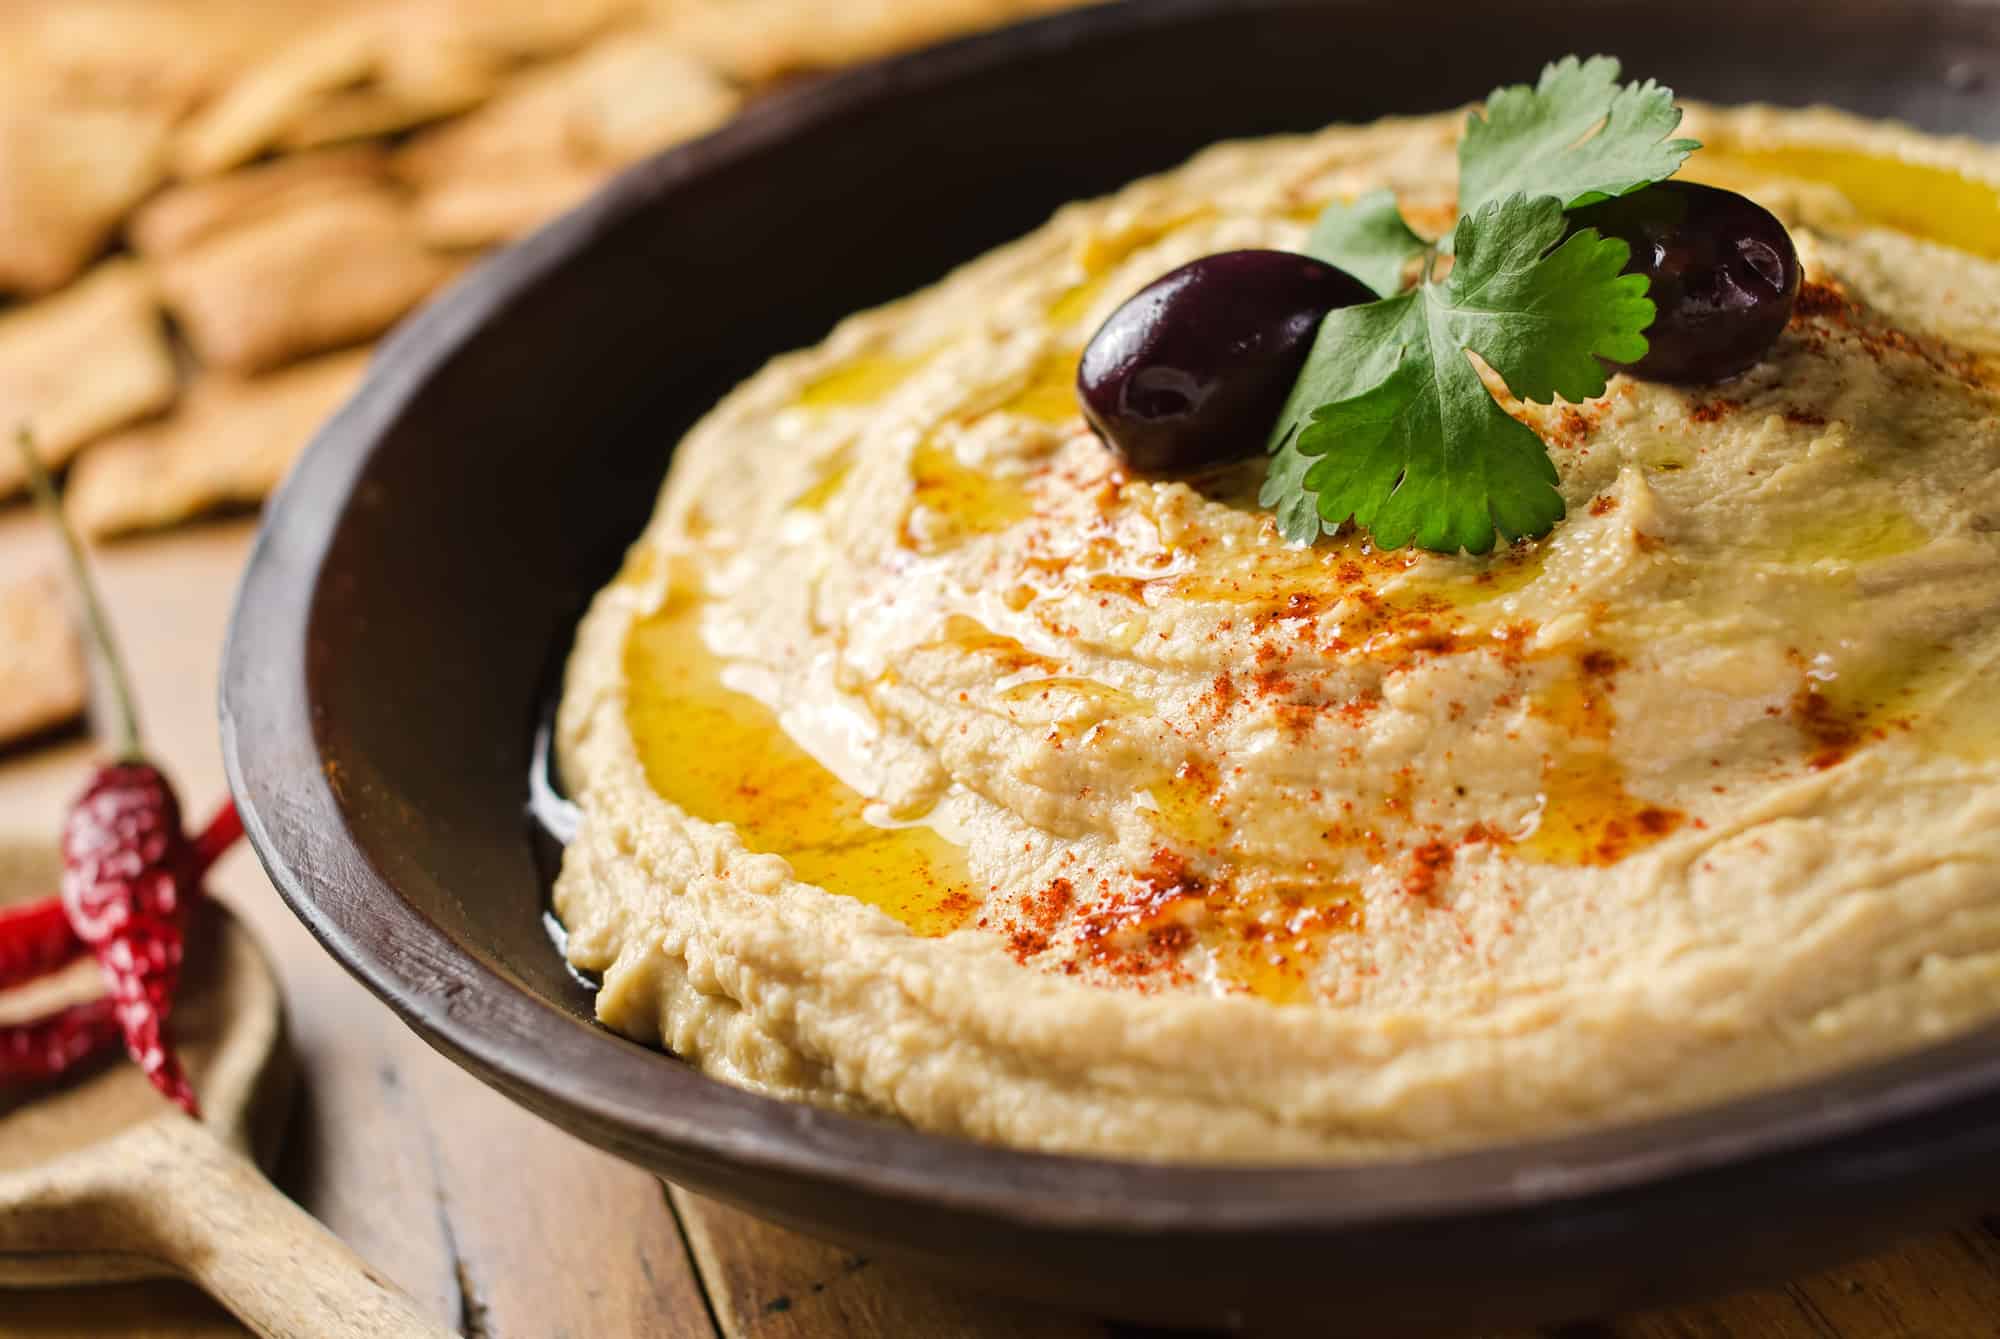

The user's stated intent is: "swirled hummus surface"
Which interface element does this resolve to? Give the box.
[555,104,2000,1161]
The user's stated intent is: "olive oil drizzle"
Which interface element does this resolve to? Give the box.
[1687,145,2000,259]
[623,589,978,937]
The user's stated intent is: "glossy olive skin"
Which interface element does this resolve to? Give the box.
[1574,180,1802,384]
[1077,249,1375,474]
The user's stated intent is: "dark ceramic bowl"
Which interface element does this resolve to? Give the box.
[221,1,2000,1330]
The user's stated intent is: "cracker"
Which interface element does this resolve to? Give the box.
[129,145,389,258]
[0,259,177,499]
[273,52,502,153]
[272,22,515,152]
[169,0,630,177]
[155,189,460,374]
[0,99,170,293]
[397,30,741,241]
[274,87,458,152]
[0,571,87,752]
[649,0,1083,85]
[0,0,364,121]
[394,0,636,64]
[64,347,371,539]
[169,15,382,179]
[410,167,609,250]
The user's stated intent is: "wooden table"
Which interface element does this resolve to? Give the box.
[2,515,1997,1339]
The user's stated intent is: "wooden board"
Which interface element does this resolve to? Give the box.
[0,515,1997,1339]
[667,1188,1108,1339]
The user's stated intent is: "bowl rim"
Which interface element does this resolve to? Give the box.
[221,0,2000,1236]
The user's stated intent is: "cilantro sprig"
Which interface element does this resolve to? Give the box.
[1264,55,1699,553]
[1458,56,1701,225]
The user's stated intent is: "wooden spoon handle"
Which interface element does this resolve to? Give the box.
[126,1120,456,1339]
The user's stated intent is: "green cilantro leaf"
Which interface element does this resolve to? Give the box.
[1259,53,1695,553]
[1443,189,1655,395]
[1263,194,1654,554]
[1257,423,1324,543]
[1304,188,1426,298]
[1456,54,1700,226]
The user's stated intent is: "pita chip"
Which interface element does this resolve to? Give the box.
[397,31,741,195]
[156,188,460,374]
[274,58,501,152]
[0,99,170,293]
[411,165,609,250]
[0,259,178,499]
[129,145,389,258]
[394,0,637,64]
[170,15,383,179]
[171,0,618,176]
[0,0,365,121]
[272,20,514,152]
[0,571,86,751]
[648,0,1080,85]
[64,347,370,539]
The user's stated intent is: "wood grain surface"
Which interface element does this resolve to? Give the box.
[0,516,1996,1338]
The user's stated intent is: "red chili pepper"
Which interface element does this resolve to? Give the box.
[0,897,79,991]
[0,796,241,1094]
[192,800,244,875]
[0,996,120,1086]
[0,798,241,996]
[61,763,201,1115]
[9,429,207,1116]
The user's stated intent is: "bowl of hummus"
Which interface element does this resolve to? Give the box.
[224,0,2000,1328]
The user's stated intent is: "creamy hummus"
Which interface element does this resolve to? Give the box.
[554,103,2000,1161]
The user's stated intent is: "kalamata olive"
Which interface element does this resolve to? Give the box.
[1077,249,1375,475]
[1572,180,1801,384]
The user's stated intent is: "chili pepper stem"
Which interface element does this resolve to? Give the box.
[14,427,145,761]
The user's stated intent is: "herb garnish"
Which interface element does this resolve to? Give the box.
[1262,56,1700,553]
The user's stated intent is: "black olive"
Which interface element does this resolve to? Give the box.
[1573,181,1802,384]
[1077,249,1375,474]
